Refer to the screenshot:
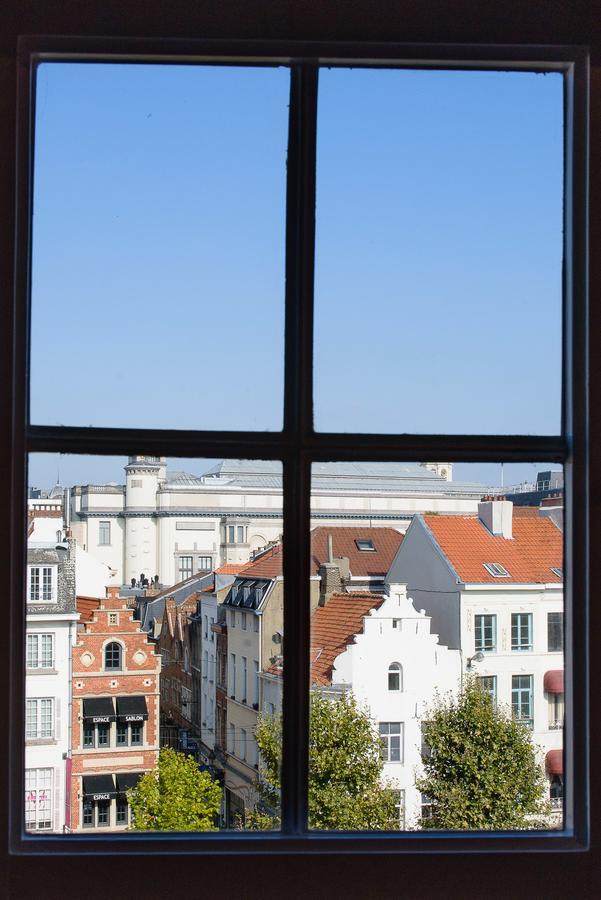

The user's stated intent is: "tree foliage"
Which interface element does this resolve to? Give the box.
[128,747,222,832]
[417,679,550,830]
[249,691,398,831]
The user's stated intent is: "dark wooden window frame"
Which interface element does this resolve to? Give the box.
[9,37,588,855]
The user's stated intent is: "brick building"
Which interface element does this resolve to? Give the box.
[157,595,196,738]
[70,589,161,831]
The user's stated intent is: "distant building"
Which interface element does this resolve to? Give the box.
[69,458,489,586]
[70,590,161,832]
[25,541,78,833]
[387,500,564,816]
[157,596,196,740]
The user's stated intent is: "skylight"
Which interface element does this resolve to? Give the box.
[551,567,563,578]
[355,539,376,551]
[483,562,511,577]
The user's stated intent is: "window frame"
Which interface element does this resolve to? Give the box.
[9,36,588,856]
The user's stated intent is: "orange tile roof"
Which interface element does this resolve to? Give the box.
[239,543,284,578]
[310,527,403,578]
[76,597,101,623]
[423,514,562,584]
[215,564,247,575]
[310,592,385,685]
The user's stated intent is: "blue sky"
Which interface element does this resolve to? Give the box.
[29,64,563,488]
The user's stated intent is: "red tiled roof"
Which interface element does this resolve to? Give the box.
[77,597,101,623]
[310,592,384,685]
[237,527,404,582]
[215,564,247,575]
[310,527,403,578]
[512,507,540,517]
[239,544,284,578]
[423,514,562,584]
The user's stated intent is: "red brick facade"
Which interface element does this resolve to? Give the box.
[157,596,195,733]
[70,592,161,832]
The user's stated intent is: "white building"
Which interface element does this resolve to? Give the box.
[69,458,489,586]
[386,500,564,813]
[25,542,78,832]
[311,585,461,828]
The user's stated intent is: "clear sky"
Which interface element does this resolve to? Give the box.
[29,63,563,488]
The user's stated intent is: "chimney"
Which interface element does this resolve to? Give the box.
[327,533,334,563]
[478,500,513,539]
[318,562,342,606]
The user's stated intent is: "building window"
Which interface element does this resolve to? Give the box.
[388,662,402,691]
[116,723,128,746]
[548,693,565,730]
[26,633,54,669]
[548,612,563,652]
[227,723,235,754]
[25,768,53,831]
[26,698,53,740]
[104,641,122,670]
[97,724,110,747]
[96,801,110,827]
[392,619,401,629]
[421,794,435,822]
[130,723,143,745]
[198,556,212,570]
[511,613,533,652]
[99,520,111,545]
[550,775,564,811]
[108,612,119,625]
[178,556,193,580]
[379,722,403,763]
[116,799,129,826]
[477,675,497,705]
[253,616,259,633]
[83,724,95,748]
[512,675,534,728]
[240,727,247,760]
[242,657,248,703]
[474,614,497,653]
[229,654,236,699]
[241,612,247,631]
[27,565,56,603]
[228,526,235,544]
[355,539,375,551]
[82,800,94,828]
[253,660,259,707]
[483,562,511,577]
[390,789,405,829]
[237,526,245,543]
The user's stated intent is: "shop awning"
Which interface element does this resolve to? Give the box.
[116,695,148,722]
[544,670,564,694]
[82,697,116,723]
[116,772,144,796]
[545,749,563,775]
[82,774,117,800]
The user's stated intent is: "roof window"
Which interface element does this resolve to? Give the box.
[483,562,511,577]
[551,567,563,578]
[355,539,375,551]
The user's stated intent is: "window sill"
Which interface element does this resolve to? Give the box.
[26,668,57,675]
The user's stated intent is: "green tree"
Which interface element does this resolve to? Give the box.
[248,691,398,830]
[417,679,550,830]
[128,747,222,831]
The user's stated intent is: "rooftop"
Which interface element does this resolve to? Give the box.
[422,513,563,584]
[311,592,385,685]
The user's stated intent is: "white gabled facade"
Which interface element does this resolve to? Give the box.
[323,585,461,828]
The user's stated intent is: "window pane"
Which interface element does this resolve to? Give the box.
[314,69,563,434]
[30,63,288,430]
[27,453,282,833]
[309,461,564,831]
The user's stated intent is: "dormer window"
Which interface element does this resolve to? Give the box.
[27,565,57,603]
[483,562,510,578]
[355,539,375,551]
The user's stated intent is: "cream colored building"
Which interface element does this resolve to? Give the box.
[69,458,489,587]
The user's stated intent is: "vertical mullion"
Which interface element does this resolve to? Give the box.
[281,62,318,834]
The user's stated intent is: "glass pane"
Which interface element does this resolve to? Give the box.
[30,63,289,430]
[26,453,283,832]
[314,69,563,434]
[309,461,564,831]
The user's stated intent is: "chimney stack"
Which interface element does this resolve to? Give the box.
[478,500,513,539]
